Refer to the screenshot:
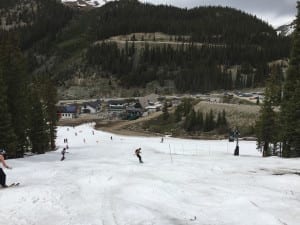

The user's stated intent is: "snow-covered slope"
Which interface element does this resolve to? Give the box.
[1,124,300,225]
[62,0,115,8]
[276,23,295,36]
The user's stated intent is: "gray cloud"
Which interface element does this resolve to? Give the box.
[145,0,297,27]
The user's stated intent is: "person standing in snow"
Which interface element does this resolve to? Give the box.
[61,148,66,161]
[135,148,143,163]
[0,150,12,188]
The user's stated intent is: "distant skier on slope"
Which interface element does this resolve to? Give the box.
[61,148,67,161]
[135,148,143,163]
[0,150,12,188]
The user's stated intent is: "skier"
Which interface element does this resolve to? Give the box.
[0,150,12,188]
[135,148,143,163]
[61,148,66,161]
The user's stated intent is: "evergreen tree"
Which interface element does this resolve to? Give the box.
[162,101,169,121]
[29,88,49,154]
[196,111,204,131]
[184,109,196,132]
[203,111,215,132]
[255,74,279,157]
[221,110,228,128]
[0,35,30,156]
[0,68,17,157]
[216,111,222,127]
[174,104,182,122]
[41,77,58,150]
[207,109,215,131]
[280,2,300,157]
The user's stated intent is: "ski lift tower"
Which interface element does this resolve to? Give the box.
[233,129,240,156]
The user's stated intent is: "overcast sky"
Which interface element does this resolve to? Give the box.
[145,0,297,27]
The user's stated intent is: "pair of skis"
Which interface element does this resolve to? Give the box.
[9,182,20,187]
[1,183,20,189]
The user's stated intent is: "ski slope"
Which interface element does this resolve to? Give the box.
[1,124,300,225]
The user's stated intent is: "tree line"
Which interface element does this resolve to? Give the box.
[0,34,58,158]
[1,0,291,93]
[148,98,229,136]
[86,40,287,92]
[91,0,288,46]
[255,2,300,158]
[173,99,228,133]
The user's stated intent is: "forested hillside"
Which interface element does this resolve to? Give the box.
[0,0,292,98]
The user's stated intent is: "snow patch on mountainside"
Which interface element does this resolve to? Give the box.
[62,0,115,8]
[276,23,295,36]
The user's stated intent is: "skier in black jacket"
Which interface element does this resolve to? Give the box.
[135,148,143,163]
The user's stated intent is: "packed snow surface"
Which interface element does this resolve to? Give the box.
[1,124,300,225]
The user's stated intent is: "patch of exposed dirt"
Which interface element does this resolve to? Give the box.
[95,111,163,137]
[58,111,163,137]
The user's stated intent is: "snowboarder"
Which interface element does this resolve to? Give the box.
[135,148,143,163]
[61,148,66,161]
[0,150,12,188]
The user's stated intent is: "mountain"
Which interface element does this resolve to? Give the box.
[62,0,115,8]
[276,22,295,36]
[0,0,292,98]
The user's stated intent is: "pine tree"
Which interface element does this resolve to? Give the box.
[221,110,228,127]
[207,109,215,131]
[29,88,49,154]
[280,2,300,157]
[162,101,169,121]
[255,74,279,157]
[0,68,17,157]
[196,111,204,131]
[174,105,182,122]
[42,77,58,150]
[0,35,30,156]
[216,111,222,127]
[203,111,215,132]
[184,109,196,132]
